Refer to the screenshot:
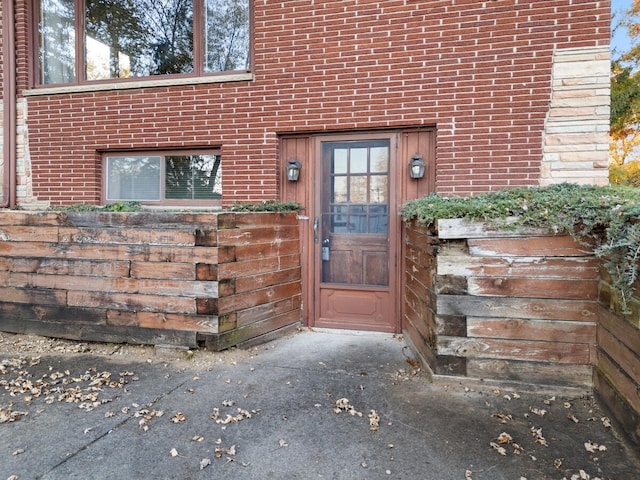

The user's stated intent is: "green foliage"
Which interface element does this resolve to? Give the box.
[611,61,640,134]
[226,200,304,213]
[401,184,640,313]
[51,201,142,212]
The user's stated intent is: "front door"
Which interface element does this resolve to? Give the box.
[314,134,398,332]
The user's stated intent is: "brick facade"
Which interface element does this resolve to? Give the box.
[0,0,610,207]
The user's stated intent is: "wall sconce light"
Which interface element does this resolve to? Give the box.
[286,160,301,182]
[409,154,425,179]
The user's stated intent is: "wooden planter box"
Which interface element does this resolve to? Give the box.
[403,218,600,389]
[0,210,302,350]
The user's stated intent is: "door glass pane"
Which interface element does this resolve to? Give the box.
[349,176,368,203]
[350,148,368,173]
[333,177,348,203]
[321,140,390,286]
[333,149,348,174]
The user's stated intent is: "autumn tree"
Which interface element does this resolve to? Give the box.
[610,2,640,184]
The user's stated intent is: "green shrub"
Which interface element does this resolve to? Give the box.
[401,183,640,313]
[226,200,303,212]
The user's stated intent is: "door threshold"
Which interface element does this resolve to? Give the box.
[309,327,400,338]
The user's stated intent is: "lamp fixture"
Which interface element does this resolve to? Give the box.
[409,154,425,179]
[286,159,301,182]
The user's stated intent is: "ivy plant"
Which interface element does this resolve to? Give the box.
[400,183,640,313]
[226,200,303,213]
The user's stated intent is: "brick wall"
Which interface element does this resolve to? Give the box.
[404,219,600,389]
[0,211,302,350]
[7,0,610,207]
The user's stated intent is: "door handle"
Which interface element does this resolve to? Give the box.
[314,217,320,243]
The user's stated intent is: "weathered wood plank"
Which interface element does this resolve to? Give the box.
[467,317,596,344]
[437,295,598,322]
[403,319,437,372]
[235,267,301,294]
[58,227,196,246]
[0,302,107,324]
[0,316,195,347]
[437,336,593,364]
[594,370,640,446]
[596,349,640,414]
[4,272,217,298]
[468,236,592,257]
[217,254,300,280]
[236,297,299,327]
[212,309,301,351]
[62,211,221,229]
[437,255,599,279]
[217,225,300,246]
[0,287,67,306]
[597,326,640,384]
[467,358,593,388]
[68,291,197,314]
[234,239,300,261]
[0,241,218,263]
[437,218,550,239]
[0,226,59,242]
[135,311,228,334]
[130,262,195,280]
[468,277,598,300]
[0,257,131,277]
[598,305,640,355]
[210,281,301,316]
[0,211,62,226]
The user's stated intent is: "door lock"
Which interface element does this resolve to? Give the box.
[322,238,330,261]
[313,217,320,243]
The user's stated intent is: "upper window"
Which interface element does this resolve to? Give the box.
[38,0,250,86]
[104,151,222,206]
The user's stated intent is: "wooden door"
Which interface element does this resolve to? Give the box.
[314,134,398,332]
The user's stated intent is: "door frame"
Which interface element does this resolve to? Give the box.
[280,127,436,333]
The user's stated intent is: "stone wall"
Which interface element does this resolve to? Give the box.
[0,211,302,350]
[404,219,600,389]
[540,46,610,186]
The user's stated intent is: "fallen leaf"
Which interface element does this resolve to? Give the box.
[170,412,187,423]
[192,436,204,442]
[199,458,211,470]
[601,417,611,428]
[169,448,179,457]
[490,441,507,456]
[497,432,512,444]
[465,470,473,480]
[554,458,563,469]
[279,439,289,447]
[584,441,606,453]
[12,448,25,456]
[568,413,580,423]
[368,410,380,432]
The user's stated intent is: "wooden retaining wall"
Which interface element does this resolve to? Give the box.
[403,218,600,389]
[0,211,302,350]
[595,271,640,445]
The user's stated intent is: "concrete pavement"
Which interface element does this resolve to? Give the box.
[1,330,638,479]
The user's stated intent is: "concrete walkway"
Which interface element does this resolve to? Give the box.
[1,330,638,479]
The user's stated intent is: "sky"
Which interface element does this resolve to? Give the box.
[611,0,634,56]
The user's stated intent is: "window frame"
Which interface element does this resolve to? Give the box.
[32,0,253,89]
[102,149,223,207]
